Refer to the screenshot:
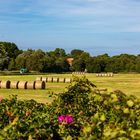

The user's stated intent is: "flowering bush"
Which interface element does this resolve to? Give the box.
[58,115,65,123]
[65,115,73,125]
[1,77,140,139]
[58,115,73,124]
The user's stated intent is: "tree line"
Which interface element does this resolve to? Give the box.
[0,41,140,73]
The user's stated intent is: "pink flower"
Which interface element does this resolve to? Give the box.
[58,115,65,122]
[58,115,73,124]
[65,115,73,124]
[0,97,3,102]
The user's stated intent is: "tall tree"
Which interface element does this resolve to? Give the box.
[0,43,9,70]
[70,49,84,58]
[0,42,21,58]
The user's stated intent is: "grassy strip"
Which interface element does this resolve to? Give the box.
[0,73,140,103]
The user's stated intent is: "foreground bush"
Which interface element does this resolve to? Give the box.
[0,76,140,139]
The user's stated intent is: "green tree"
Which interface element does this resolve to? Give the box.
[70,49,84,58]
[55,57,70,72]
[48,48,66,58]
[42,55,56,72]
[0,42,22,70]
[0,44,9,70]
[136,55,140,73]
[86,57,101,73]
[15,49,33,69]
[8,58,16,70]
[54,48,66,57]
[26,49,45,71]
[96,54,110,72]
[0,42,21,58]
[71,58,86,72]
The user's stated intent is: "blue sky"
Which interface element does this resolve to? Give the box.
[0,0,140,56]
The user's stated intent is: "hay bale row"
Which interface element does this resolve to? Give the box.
[36,77,71,83]
[72,72,85,75]
[0,80,45,90]
[96,73,113,77]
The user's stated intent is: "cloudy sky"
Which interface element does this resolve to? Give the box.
[0,0,140,55]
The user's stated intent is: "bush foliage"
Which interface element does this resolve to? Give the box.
[0,77,140,139]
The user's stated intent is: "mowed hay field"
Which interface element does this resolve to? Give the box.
[0,73,140,103]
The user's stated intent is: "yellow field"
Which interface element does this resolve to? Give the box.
[0,73,140,103]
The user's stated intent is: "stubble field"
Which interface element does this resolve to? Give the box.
[0,73,140,103]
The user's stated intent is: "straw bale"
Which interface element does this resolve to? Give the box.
[18,81,27,89]
[101,73,104,76]
[53,77,58,83]
[35,81,46,89]
[96,74,99,77]
[10,81,19,89]
[47,77,53,82]
[58,78,65,83]
[26,81,35,89]
[107,72,113,77]
[1,80,11,89]
[42,77,47,82]
[36,77,42,81]
[65,78,71,83]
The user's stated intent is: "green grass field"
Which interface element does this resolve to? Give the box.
[0,73,140,103]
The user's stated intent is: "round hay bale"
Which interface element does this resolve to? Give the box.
[47,77,53,82]
[10,81,19,89]
[96,74,99,77]
[58,78,65,83]
[18,81,27,89]
[110,73,113,77]
[26,81,35,89]
[107,72,113,77]
[53,77,58,83]
[1,80,11,89]
[42,77,47,82]
[65,78,71,83]
[35,81,46,89]
[36,77,42,81]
